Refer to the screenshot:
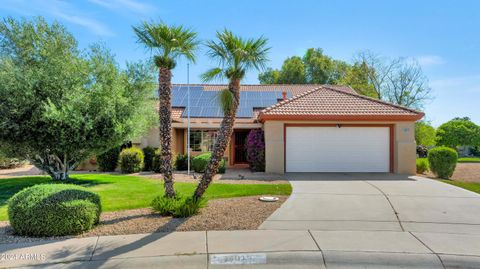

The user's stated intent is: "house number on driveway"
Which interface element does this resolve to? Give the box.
[210,253,267,264]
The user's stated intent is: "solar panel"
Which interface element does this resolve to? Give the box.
[173,86,290,118]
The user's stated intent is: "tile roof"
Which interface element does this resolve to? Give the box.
[172,84,356,96]
[259,86,424,121]
[171,107,184,122]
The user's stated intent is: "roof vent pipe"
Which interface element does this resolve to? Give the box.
[282,90,287,101]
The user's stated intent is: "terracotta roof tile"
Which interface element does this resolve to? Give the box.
[259,86,424,121]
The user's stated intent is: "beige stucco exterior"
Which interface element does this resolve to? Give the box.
[81,119,417,174]
[263,120,417,175]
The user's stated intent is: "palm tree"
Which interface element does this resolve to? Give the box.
[193,30,269,200]
[133,21,198,198]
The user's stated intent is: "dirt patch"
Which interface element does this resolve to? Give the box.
[423,163,480,182]
[0,196,287,244]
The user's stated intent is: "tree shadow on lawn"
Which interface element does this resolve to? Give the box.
[0,177,108,202]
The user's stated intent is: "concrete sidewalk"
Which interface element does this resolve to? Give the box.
[1,230,480,268]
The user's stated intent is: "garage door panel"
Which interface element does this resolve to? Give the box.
[286,127,390,172]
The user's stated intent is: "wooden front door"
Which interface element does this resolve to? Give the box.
[233,130,249,164]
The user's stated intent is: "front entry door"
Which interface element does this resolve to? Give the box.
[233,131,249,164]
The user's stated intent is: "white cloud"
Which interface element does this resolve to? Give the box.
[0,0,114,37]
[426,74,480,126]
[88,0,155,14]
[51,10,114,37]
[430,75,480,93]
[416,55,445,67]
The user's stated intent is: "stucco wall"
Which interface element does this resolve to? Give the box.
[264,120,417,175]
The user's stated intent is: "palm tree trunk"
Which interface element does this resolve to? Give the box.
[193,79,240,200]
[158,67,176,198]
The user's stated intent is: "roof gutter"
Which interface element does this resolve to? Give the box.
[258,113,425,123]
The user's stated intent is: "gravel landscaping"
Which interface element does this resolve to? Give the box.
[0,195,287,244]
[425,163,480,182]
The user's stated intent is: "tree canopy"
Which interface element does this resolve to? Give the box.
[0,17,156,180]
[259,48,432,109]
[415,121,436,147]
[436,117,480,148]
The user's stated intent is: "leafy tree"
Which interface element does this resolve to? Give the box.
[352,51,398,100]
[278,56,305,84]
[259,48,433,109]
[0,17,156,180]
[133,21,198,198]
[303,48,335,83]
[258,68,280,84]
[415,121,436,147]
[258,48,350,85]
[339,61,377,98]
[195,30,269,200]
[436,117,480,149]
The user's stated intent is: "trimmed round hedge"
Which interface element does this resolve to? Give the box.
[192,152,225,174]
[119,147,144,173]
[8,184,101,236]
[428,146,458,179]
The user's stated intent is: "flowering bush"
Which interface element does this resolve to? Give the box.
[246,129,265,172]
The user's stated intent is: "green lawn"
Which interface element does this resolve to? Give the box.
[440,180,480,194]
[0,174,292,221]
[458,157,480,163]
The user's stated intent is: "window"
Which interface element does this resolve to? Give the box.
[189,130,217,152]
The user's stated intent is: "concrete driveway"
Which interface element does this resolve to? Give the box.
[260,173,480,234]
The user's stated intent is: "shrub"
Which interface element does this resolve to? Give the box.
[428,146,458,179]
[0,157,25,169]
[416,158,429,174]
[152,149,162,173]
[471,146,480,157]
[142,146,156,171]
[97,147,120,172]
[119,147,144,173]
[246,129,265,171]
[8,184,101,236]
[0,151,26,169]
[192,152,225,174]
[151,195,179,215]
[151,195,205,217]
[174,197,206,218]
[175,154,190,171]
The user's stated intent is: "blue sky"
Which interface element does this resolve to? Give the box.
[1,0,479,126]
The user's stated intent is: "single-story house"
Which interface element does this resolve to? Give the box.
[135,84,424,174]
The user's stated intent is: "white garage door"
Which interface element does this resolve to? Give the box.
[286,126,390,172]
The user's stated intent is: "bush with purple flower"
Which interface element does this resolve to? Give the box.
[246,129,265,172]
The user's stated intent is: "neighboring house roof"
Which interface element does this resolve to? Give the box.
[258,85,424,121]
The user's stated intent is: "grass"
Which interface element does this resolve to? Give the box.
[439,180,480,195]
[458,157,480,163]
[0,174,292,221]
[417,157,480,163]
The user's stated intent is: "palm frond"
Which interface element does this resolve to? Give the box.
[201,67,224,82]
[133,21,199,67]
[203,29,270,80]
